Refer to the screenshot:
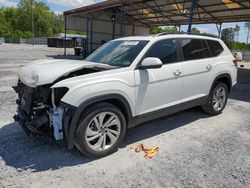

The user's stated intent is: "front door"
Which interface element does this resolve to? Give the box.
[134,39,182,116]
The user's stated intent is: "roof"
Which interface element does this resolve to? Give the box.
[115,33,222,41]
[64,0,250,26]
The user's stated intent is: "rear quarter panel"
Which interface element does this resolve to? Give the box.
[210,54,237,89]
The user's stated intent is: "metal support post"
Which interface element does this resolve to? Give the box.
[86,15,89,55]
[178,25,181,32]
[187,0,196,33]
[64,16,67,55]
[120,0,124,37]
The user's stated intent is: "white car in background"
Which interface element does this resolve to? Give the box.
[13,33,237,157]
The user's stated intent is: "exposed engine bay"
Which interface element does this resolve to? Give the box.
[13,67,104,140]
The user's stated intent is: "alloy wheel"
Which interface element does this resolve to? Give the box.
[85,112,121,151]
[212,86,227,111]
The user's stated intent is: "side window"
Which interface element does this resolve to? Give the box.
[180,39,210,61]
[202,40,212,58]
[206,40,224,56]
[144,39,177,64]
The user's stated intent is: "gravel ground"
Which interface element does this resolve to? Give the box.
[0,44,250,188]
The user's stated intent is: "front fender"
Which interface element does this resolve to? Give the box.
[58,80,135,112]
[54,79,135,149]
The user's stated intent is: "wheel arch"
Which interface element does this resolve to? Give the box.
[66,94,133,149]
[210,73,232,93]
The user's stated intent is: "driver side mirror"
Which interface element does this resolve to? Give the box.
[138,57,163,69]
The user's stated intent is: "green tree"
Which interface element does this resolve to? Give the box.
[234,24,240,42]
[150,26,178,34]
[191,27,200,34]
[52,13,64,36]
[0,9,9,36]
[0,8,17,36]
[16,0,53,37]
[221,28,235,43]
[200,32,217,38]
[0,0,64,38]
[2,7,17,30]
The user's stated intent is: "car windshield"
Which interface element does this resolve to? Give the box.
[85,40,149,67]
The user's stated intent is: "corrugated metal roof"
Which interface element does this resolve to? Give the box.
[64,0,250,26]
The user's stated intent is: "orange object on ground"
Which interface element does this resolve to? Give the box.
[130,144,160,159]
[144,146,160,159]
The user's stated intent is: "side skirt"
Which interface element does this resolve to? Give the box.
[129,96,208,128]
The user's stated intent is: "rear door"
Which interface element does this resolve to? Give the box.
[179,38,213,102]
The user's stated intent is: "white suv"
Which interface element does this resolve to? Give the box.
[13,34,237,157]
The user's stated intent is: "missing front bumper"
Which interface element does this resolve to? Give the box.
[14,108,49,135]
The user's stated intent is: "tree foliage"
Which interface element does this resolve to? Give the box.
[191,27,200,34]
[221,25,250,50]
[150,26,201,34]
[221,28,235,43]
[150,26,178,34]
[0,0,64,38]
[226,41,250,50]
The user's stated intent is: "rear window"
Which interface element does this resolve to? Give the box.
[180,39,211,61]
[206,40,224,57]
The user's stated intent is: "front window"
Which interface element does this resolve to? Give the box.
[144,39,177,64]
[85,40,149,67]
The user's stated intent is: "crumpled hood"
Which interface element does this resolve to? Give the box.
[18,59,113,87]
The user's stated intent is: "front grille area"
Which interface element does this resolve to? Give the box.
[13,80,51,134]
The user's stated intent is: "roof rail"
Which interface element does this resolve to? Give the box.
[154,32,218,38]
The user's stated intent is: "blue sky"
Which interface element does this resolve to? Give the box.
[181,22,248,42]
[0,0,249,42]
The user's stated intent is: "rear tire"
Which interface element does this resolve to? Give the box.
[75,102,126,157]
[202,82,228,115]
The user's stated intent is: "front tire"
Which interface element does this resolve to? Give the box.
[202,82,228,115]
[75,102,126,157]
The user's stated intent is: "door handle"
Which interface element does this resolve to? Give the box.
[206,64,212,70]
[174,69,182,76]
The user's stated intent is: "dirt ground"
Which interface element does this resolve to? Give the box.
[0,44,250,188]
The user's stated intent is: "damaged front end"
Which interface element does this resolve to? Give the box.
[13,80,75,141]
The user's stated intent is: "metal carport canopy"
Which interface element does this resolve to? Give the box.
[64,0,250,27]
[63,0,250,55]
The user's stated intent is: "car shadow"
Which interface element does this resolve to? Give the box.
[237,67,250,84]
[0,107,209,172]
[0,122,94,172]
[121,107,210,147]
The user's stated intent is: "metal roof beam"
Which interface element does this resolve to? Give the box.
[195,2,221,23]
[150,0,177,25]
[128,6,250,19]
[124,0,249,14]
